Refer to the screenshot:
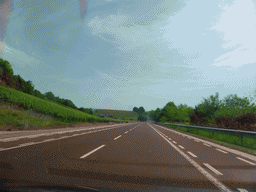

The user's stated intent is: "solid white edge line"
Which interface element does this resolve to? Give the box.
[80,145,106,159]
[203,143,211,147]
[236,157,256,165]
[19,142,35,146]
[203,163,223,175]
[153,123,256,162]
[147,123,231,192]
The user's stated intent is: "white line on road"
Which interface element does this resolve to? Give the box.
[203,163,223,175]
[187,151,197,158]
[149,124,231,192]
[125,131,128,134]
[19,142,35,146]
[237,188,249,192]
[44,139,55,142]
[236,157,256,165]
[178,145,185,149]
[203,143,211,147]
[172,141,177,144]
[0,126,130,151]
[114,135,122,140]
[80,145,106,159]
[216,148,228,154]
[0,124,128,142]
[153,123,256,163]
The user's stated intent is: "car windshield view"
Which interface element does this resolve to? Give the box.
[0,0,256,192]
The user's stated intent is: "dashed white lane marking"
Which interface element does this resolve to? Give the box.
[188,151,197,158]
[149,124,231,192]
[114,135,122,140]
[236,157,256,165]
[216,148,228,154]
[0,124,129,142]
[203,163,223,175]
[172,141,177,144]
[44,139,55,142]
[0,126,135,151]
[125,131,128,134]
[154,123,256,163]
[178,145,185,149]
[19,142,35,146]
[203,143,211,147]
[80,145,106,159]
[237,188,248,192]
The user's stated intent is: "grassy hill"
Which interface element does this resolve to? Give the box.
[0,85,122,131]
[94,109,139,121]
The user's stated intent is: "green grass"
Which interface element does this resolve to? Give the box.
[0,102,71,130]
[161,124,256,155]
[0,99,137,131]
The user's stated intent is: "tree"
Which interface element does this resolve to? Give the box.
[194,92,222,119]
[154,108,162,122]
[33,89,46,100]
[0,68,15,88]
[14,74,25,91]
[0,58,14,76]
[63,99,77,109]
[164,101,177,109]
[138,114,147,121]
[79,107,93,114]
[23,80,35,95]
[221,93,251,109]
[44,91,56,102]
[133,107,139,113]
[137,106,145,114]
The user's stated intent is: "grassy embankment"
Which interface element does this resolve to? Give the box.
[159,122,256,155]
[0,85,138,131]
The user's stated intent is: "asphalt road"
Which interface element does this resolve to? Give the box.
[1,122,256,192]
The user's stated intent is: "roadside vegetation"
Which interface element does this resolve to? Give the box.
[160,124,256,155]
[95,109,139,121]
[148,92,256,128]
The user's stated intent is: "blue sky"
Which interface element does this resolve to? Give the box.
[1,0,256,111]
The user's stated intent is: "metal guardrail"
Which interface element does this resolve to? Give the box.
[154,122,256,149]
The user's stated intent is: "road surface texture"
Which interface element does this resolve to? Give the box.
[1,122,255,191]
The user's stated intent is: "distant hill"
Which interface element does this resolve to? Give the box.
[94,109,138,121]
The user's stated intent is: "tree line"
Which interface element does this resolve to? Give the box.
[133,106,148,121]
[0,58,93,115]
[147,92,256,125]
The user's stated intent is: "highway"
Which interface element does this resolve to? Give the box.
[1,122,256,192]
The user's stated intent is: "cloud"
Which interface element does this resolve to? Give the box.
[2,43,43,69]
[210,0,256,69]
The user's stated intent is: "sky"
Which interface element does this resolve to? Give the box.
[0,0,256,111]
